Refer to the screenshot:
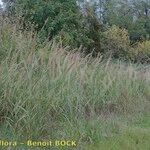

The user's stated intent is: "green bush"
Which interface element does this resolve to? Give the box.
[5,0,92,49]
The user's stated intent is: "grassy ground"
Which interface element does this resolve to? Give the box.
[0,17,150,150]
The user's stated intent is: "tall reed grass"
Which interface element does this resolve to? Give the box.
[0,16,150,150]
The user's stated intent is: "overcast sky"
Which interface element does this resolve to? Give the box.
[0,0,3,5]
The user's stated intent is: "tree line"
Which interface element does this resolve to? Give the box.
[1,0,150,63]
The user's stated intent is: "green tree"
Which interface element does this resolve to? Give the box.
[103,0,150,41]
[3,0,91,48]
[83,3,105,56]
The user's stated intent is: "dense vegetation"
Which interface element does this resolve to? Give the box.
[1,0,150,62]
[0,0,150,150]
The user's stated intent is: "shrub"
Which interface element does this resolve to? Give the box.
[132,40,150,63]
[103,25,130,59]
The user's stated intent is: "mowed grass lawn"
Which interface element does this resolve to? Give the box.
[0,18,150,150]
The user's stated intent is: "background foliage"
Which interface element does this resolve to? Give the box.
[1,0,150,63]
